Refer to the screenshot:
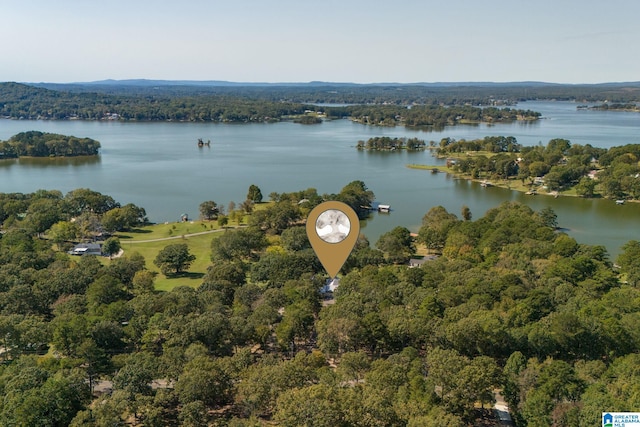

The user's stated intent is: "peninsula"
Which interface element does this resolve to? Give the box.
[408,136,640,201]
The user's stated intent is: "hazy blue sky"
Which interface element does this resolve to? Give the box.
[2,0,639,84]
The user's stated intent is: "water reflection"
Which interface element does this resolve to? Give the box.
[0,156,101,168]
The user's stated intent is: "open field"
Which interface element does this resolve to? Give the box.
[112,221,231,291]
[108,202,275,291]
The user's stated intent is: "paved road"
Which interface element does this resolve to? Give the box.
[121,226,243,244]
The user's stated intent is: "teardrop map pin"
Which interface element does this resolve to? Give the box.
[306,201,360,278]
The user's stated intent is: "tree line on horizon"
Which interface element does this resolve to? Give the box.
[3,81,640,124]
[31,80,640,105]
[0,82,538,125]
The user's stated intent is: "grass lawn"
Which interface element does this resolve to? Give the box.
[110,220,242,291]
[115,220,223,242]
[105,203,275,292]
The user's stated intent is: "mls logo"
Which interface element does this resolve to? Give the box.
[603,413,613,427]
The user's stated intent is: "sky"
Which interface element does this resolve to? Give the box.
[2,0,639,84]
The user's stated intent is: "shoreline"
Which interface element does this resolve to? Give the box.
[406,163,640,203]
[406,163,542,195]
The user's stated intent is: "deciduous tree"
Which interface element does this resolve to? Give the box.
[154,243,196,276]
[199,200,219,220]
[247,185,263,203]
[102,237,121,259]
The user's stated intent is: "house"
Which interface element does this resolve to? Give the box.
[321,277,340,294]
[409,258,427,268]
[408,255,438,268]
[69,243,102,256]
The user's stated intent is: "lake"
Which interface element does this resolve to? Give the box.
[1,101,639,258]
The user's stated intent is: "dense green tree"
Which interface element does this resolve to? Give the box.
[64,188,119,216]
[131,270,156,295]
[235,352,323,417]
[77,338,111,394]
[426,347,500,420]
[106,252,146,288]
[175,356,232,407]
[247,184,263,203]
[418,206,459,252]
[337,351,371,382]
[211,228,267,262]
[274,384,344,427]
[276,301,316,353]
[86,275,127,312]
[248,201,301,234]
[251,250,322,285]
[460,205,472,221]
[617,240,640,286]
[48,220,80,249]
[199,200,219,220]
[24,197,65,235]
[1,367,90,427]
[51,313,89,357]
[200,260,247,305]
[335,180,375,219]
[102,237,121,259]
[376,226,415,264]
[112,352,157,397]
[178,400,209,427]
[538,207,558,229]
[280,226,311,251]
[101,204,147,232]
[574,176,597,197]
[154,243,196,275]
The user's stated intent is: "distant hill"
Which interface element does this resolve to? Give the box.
[29,79,588,90]
[2,80,640,119]
[22,79,640,103]
[32,79,640,88]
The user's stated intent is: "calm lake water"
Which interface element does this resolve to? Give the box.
[1,101,639,258]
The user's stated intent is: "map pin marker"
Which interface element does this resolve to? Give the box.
[306,201,360,279]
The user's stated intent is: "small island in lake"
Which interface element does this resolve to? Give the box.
[357,136,426,151]
[0,131,100,159]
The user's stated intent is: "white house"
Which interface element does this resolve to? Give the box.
[69,243,102,256]
[321,277,340,294]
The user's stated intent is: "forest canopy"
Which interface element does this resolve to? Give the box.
[0,183,638,425]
